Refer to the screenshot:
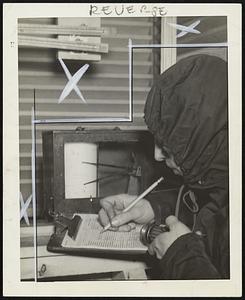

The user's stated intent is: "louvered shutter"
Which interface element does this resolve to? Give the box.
[18,17,157,216]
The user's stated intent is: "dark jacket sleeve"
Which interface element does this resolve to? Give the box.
[146,189,179,224]
[159,233,221,279]
[146,188,229,279]
[146,188,194,229]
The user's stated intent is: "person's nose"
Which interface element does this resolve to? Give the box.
[154,145,166,161]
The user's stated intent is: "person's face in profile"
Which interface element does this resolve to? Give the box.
[154,144,183,176]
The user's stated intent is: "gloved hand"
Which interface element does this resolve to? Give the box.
[98,194,155,232]
[148,215,191,259]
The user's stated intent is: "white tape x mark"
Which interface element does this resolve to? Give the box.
[58,58,89,104]
[168,20,201,38]
[20,192,32,225]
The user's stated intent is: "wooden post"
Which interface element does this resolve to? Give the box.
[161,17,177,73]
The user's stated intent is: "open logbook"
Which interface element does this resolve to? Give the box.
[61,214,147,254]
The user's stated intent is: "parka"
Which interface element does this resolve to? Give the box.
[144,54,229,279]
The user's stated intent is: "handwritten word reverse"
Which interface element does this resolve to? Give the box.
[89,4,168,17]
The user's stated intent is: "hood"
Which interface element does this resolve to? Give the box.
[144,54,228,187]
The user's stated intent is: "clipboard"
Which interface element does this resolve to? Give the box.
[46,197,149,260]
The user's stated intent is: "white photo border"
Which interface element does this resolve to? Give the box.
[3,3,242,297]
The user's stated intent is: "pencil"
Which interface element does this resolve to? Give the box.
[100,176,164,233]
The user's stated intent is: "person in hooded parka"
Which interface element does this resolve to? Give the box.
[98,54,229,280]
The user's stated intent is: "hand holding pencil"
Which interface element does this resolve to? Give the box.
[98,177,164,233]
